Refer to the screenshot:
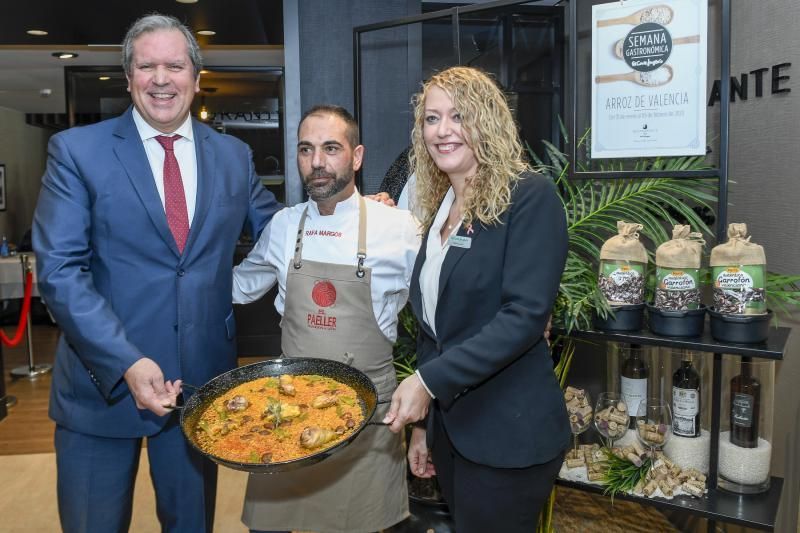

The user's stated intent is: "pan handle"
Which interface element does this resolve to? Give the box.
[364,399,393,425]
[162,382,199,410]
[162,391,188,411]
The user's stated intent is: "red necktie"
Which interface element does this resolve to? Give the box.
[155,135,190,253]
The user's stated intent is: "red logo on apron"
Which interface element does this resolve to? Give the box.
[311,280,337,307]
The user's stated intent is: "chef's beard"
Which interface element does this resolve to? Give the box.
[303,168,354,202]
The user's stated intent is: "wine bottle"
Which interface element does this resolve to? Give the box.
[620,347,648,421]
[730,358,760,448]
[672,354,701,437]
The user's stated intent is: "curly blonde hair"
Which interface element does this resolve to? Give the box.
[411,66,529,230]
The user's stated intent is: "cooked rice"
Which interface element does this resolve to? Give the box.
[194,375,365,464]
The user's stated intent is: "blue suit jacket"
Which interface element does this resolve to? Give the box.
[411,173,571,468]
[33,108,280,438]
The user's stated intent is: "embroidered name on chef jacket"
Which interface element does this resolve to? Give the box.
[307,280,337,330]
[305,229,343,238]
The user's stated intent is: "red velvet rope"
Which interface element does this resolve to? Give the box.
[1,271,34,347]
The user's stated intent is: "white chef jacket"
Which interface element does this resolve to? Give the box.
[233,190,421,343]
[132,107,198,223]
[397,172,423,220]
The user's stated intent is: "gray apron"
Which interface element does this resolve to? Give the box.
[242,195,409,533]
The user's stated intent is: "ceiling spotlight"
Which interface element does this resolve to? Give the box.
[98,76,111,81]
[27,29,48,36]
[52,52,79,59]
[197,29,216,36]
[176,0,199,3]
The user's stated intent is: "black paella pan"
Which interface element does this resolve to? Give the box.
[178,357,387,474]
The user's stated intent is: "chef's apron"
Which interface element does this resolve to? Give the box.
[242,195,409,533]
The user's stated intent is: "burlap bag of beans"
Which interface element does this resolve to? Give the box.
[654,225,705,310]
[599,221,648,305]
[709,223,766,315]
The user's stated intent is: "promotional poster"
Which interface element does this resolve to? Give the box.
[591,0,707,159]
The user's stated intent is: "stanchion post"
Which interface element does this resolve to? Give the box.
[0,322,17,412]
[10,254,51,379]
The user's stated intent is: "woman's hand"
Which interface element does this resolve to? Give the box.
[382,373,431,433]
[365,192,396,207]
[408,426,436,478]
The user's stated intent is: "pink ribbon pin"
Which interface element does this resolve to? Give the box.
[466,224,474,235]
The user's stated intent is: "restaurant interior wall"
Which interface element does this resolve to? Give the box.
[294,0,420,195]
[353,1,564,192]
[0,106,49,244]
[712,1,800,531]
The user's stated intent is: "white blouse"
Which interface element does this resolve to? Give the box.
[419,187,462,337]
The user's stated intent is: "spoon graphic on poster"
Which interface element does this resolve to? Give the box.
[597,5,674,27]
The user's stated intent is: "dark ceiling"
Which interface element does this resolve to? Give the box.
[0,0,283,46]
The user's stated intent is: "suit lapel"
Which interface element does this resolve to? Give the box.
[184,120,215,255]
[437,222,482,303]
[112,108,180,257]
[412,221,484,341]
[410,228,436,340]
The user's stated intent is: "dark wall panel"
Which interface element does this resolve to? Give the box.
[298,0,420,193]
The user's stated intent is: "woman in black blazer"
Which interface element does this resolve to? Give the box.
[383,66,570,532]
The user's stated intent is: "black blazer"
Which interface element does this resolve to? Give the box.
[411,172,570,468]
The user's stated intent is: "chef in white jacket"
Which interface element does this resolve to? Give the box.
[232,104,420,533]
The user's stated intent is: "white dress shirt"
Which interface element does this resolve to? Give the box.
[233,191,421,343]
[419,187,461,337]
[132,108,198,224]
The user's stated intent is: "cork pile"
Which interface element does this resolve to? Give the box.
[561,445,707,499]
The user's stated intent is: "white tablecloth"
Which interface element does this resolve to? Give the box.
[0,255,39,300]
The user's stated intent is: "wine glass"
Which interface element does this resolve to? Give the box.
[564,387,592,459]
[594,392,629,449]
[635,398,672,465]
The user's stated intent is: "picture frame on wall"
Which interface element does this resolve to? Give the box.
[0,164,6,211]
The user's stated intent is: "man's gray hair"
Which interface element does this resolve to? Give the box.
[121,13,203,78]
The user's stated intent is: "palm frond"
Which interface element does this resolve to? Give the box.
[532,133,717,331]
[766,273,800,325]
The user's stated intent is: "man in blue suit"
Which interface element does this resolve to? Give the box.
[32,14,279,532]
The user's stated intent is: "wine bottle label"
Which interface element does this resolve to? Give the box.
[672,386,699,436]
[732,393,755,428]
[620,376,647,416]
